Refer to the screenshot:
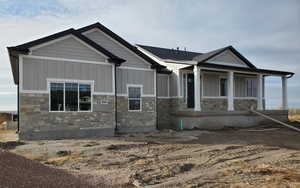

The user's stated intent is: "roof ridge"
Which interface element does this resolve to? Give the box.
[136,44,203,54]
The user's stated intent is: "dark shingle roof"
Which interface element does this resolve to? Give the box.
[137,44,202,61]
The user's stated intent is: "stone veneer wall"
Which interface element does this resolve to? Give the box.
[157,98,172,129]
[201,98,227,111]
[116,96,156,133]
[19,93,115,140]
[234,99,258,111]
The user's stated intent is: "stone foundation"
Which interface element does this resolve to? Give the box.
[201,98,227,111]
[19,93,115,140]
[234,99,258,111]
[172,110,288,130]
[157,98,172,129]
[116,96,156,133]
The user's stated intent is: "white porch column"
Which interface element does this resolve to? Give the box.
[227,71,234,111]
[282,76,288,110]
[194,65,201,111]
[257,74,263,110]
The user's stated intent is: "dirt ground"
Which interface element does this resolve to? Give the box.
[1,124,299,188]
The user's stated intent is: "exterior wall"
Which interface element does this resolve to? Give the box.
[172,110,289,130]
[202,72,223,97]
[234,74,257,97]
[116,68,155,95]
[116,96,156,133]
[22,57,113,93]
[169,72,179,97]
[157,98,172,129]
[83,30,150,68]
[234,99,257,111]
[19,93,115,140]
[31,36,106,62]
[201,98,228,111]
[157,74,169,97]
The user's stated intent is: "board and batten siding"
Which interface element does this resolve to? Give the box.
[157,74,169,97]
[31,36,106,62]
[202,73,221,97]
[208,50,248,68]
[116,68,155,95]
[169,73,178,97]
[22,57,113,93]
[234,75,258,97]
[83,30,150,69]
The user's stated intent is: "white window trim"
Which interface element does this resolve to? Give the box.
[47,78,94,112]
[127,84,143,112]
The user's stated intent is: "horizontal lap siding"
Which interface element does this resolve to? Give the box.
[31,36,106,62]
[203,73,219,96]
[116,68,154,95]
[22,57,113,93]
[157,74,169,97]
[83,30,149,69]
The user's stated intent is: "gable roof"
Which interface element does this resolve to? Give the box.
[193,46,257,69]
[77,23,165,69]
[137,44,202,61]
[7,28,126,65]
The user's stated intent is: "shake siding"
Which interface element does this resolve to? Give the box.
[31,36,106,62]
[116,68,155,95]
[83,30,150,69]
[157,74,169,97]
[22,57,113,93]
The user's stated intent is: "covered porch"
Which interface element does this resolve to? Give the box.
[179,64,293,112]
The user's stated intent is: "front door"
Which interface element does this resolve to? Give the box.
[187,73,195,108]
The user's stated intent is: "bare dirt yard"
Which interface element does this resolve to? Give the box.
[1,125,300,188]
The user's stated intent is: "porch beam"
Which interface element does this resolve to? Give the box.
[227,71,234,111]
[257,74,263,110]
[194,65,201,111]
[282,76,288,110]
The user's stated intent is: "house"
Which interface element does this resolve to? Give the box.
[7,22,294,140]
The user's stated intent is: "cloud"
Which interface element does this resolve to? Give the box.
[0,0,299,110]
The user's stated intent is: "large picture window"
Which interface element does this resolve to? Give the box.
[128,86,142,111]
[49,80,92,112]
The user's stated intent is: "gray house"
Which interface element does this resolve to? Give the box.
[8,22,294,140]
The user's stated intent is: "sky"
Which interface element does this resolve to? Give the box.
[0,0,299,110]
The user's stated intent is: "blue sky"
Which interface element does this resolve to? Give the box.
[0,0,299,110]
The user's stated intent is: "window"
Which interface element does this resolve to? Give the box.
[246,79,257,97]
[49,81,92,112]
[220,78,228,96]
[128,86,142,111]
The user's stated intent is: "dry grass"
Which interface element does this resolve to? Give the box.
[44,152,83,166]
[289,109,300,123]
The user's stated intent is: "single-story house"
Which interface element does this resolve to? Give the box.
[7,22,294,140]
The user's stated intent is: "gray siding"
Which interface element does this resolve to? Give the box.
[234,75,258,97]
[209,50,248,67]
[157,74,169,97]
[202,73,221,96]
[169,72,178,97]
[22,57,113,93]
[83,30,150,68]
[31,36,106,62]
[116,68,154,95]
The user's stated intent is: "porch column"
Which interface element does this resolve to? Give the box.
[227,71,234,111]
[282,76,288,110]
[257,74,263,110]
[194,65,201,111]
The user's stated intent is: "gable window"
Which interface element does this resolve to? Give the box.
[220,78,228,96]
[128,85,142,111]
[246,79,257,97]
[49,80,92,112]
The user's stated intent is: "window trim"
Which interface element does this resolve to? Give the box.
[47,78,94,112]
[127,84,143,112]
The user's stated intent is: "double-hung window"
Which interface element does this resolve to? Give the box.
[128,86,142,111]
[50,80,92,112]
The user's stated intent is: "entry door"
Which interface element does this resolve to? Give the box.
[187,73,195,108]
